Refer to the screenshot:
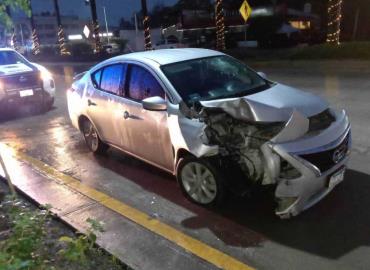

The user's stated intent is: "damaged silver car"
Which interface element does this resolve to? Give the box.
[67,48,351,218]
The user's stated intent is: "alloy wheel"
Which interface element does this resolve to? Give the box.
[180,162,217,204]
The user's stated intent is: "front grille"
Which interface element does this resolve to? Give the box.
[308,109,336,134]
[1,72,41,91]
[299,132,350,172]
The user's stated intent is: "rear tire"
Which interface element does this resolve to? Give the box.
[81,119,108,154]
[177,156,225,207]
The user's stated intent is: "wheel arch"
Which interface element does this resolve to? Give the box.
[174,148,196,172]
[77,114,104,141]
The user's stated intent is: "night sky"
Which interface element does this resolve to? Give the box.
[31,0,179,26]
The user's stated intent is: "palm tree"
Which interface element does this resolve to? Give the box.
[53,0,70,55]
[86,0,102,53]
[141,0,152,50]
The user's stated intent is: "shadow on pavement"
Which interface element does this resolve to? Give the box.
[94,148,370,259]
[0,106,57,124]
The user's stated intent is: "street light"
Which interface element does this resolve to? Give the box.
[103,6,110,44]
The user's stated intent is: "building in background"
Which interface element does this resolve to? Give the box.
[0,13,89,48]
[161,3,321,49]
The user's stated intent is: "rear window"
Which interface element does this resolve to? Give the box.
[92,64,127,96]
[0,50,27,65]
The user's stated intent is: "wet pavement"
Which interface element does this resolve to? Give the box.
[1,60,370,270]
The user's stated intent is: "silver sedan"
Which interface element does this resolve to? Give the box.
[67,48,351,218]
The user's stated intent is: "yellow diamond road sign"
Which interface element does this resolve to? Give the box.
[239,0,252,22]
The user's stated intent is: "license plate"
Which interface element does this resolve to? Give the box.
[328,168,345,188]
[19,89,34,97]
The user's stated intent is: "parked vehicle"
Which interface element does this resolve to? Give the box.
[67,48,351,218]
[0,48,55,113]
[103,43,120,54]
[154,38,187,50]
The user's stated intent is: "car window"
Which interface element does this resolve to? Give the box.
[127,65,165,101]
[0,50,27,65]
[161,55,269,106]
[92,69,102,88]
[100,64,126,95]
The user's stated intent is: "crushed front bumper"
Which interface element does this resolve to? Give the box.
[270,110,351,218]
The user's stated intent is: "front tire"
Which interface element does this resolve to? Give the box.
[177,157,225,207]
[81,119,108,154]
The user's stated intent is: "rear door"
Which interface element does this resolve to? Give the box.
[119,63,173,171]
[86,63,127,146]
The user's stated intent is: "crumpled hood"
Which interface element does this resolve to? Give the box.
[200,83,328,122]
[0,63,35,76]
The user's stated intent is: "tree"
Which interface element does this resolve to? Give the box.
[0,0,30,29]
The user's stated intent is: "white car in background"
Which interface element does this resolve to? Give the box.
[0,48,55,113]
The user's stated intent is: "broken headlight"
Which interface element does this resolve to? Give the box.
[279,159,302,179]
[276,197,299,213]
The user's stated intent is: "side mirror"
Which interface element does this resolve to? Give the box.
[142,96,167,111]
[257,71,267,80]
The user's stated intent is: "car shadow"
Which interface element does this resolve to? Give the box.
[94,149,370,259]
[0,106,57,124]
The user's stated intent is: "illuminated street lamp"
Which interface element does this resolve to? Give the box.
[53,0,70,55]
[141,0,152,50]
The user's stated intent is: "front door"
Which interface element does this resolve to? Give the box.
[119,64,173,171]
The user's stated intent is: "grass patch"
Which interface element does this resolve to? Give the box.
[0,195,131,270]
[290,42,370,60]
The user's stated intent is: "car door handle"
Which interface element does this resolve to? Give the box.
[123,111,130,119]
[88,99,97,106]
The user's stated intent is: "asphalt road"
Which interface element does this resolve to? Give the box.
[1,60,369,270]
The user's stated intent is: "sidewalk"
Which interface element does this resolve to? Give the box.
[0,143,255,270]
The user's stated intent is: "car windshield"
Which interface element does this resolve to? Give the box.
[0,51,27,65]
[161,55,270,105]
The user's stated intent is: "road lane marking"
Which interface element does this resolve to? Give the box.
[1,144,255,270]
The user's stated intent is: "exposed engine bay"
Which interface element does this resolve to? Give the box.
[198,107,283,186]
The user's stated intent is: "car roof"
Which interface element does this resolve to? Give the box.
[0,48,16,52]
[109,48,224,66]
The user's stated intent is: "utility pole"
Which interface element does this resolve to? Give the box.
[53,0,70,55]
[29,0,41,55]
[86,0,102,54]
[103,6,110,44]
[5,6,18,50]
[352,8,360,41]
[141,0,152,50]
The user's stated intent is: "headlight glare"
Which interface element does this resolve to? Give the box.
[40,69,52,81]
